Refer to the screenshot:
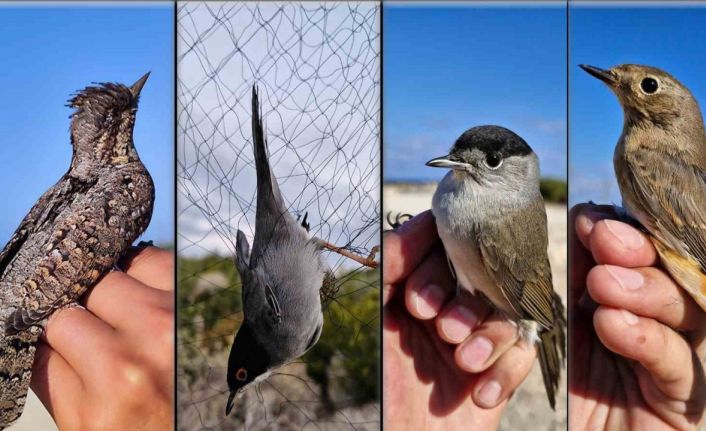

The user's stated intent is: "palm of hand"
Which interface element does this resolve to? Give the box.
[384,293,507,431]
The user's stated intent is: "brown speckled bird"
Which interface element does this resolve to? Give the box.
[0,73,155,428]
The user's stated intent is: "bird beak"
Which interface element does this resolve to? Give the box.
[426,155,468,170]
[579,64,616,86]
[225,391,236,416]
[130,71,151,97]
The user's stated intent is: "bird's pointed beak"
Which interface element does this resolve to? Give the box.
[130,71,151,97]
[225,391,236,416]
[579,64,616,86]
[426,155,467,170]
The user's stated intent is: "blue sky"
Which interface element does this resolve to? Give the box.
[384,3,566,182]
[571,4,706,205]
[0,3,173,246]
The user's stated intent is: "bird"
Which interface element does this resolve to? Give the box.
[426,125,566,408]
[580,63,706,313]
[0,73,154,428]
[225,86,326,416]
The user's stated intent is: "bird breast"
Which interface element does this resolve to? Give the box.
[431,173,521,317]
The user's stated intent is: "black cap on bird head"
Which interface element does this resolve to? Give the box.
[225,322,271,416]
[67,72,150,170]
[426,125,535,184]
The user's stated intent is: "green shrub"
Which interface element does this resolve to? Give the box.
[540,178,567,203]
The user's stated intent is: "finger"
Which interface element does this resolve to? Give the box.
[455,313,519,373]
[589,219,658,267]
[83,271,171,330]
[404,246,453,320]
[472,339,537,409]
[594,306,695,399]
[634,362,706,428]
[30,343,83,430]
[119,246,174,291]
[383,211,439,286]
[43,306,118,377]
[383,283,395,306]
[435,295,491,344]
[570,204,603,311]
[587,265,706,330]
[572,203,617,250]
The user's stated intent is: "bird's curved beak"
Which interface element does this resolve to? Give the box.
[579,64,616,86]
[130,71,151,97]
[225,391,237,416]
[426,155,468,170]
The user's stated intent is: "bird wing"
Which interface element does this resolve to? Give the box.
[4,201,116,334]
[0,175,93,277]
[623,154,706,273]
[476,197,555,329]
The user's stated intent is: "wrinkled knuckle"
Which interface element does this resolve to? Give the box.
[102,355,155,397]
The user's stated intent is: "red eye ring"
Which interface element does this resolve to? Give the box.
[235,368,248,381]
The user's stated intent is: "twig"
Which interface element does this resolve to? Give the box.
[314,238,379,269]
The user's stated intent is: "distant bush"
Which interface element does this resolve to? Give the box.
[305,269,379,409]
[540,178,567,204]
[178,254,379,407]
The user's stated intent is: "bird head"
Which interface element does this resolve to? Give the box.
[579,64,703,132]
[67,72,150,172]
[225,322,271,415]
[426,125,539,191]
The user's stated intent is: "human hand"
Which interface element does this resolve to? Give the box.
[570,203,706,430]
[383,210,538,430]
[30,246,174,430]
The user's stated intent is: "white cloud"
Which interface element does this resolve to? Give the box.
[177,2,380,271]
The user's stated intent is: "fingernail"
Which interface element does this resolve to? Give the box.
[415,284,445,318]
[477,380,502,407]
[580,210,610,232]
[622,309,640,326]
[604,219,644,249]
[604,265,643,290]
[460,336,493,369]
[440,305,477,342]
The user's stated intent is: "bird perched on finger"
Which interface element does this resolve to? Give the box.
[0,73,154,428]
[426,125,566,408]
[225,86,326,415]
[581,63,706,313]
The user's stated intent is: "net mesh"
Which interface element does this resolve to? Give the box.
[176,2,380,430]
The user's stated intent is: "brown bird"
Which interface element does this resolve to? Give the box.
[0,73,154,427]
[581,63,706,312]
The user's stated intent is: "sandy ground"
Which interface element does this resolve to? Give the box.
[9,390,56,431]
[384,183,567,430]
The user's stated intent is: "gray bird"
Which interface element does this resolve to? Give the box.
[426,125,566,409]
[0,74,154,427]
[226,87,325,415]
[581,63,706,313]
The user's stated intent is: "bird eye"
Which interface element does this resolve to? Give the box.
[235,368,248,381]
[640,77,659,94]
[484,153,503,169]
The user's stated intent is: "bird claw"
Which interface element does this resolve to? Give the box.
[300,212,310,232]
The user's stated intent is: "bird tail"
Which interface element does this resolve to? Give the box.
[251,85,287,216]
[0,332,38,428]
[538,291,566,410]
